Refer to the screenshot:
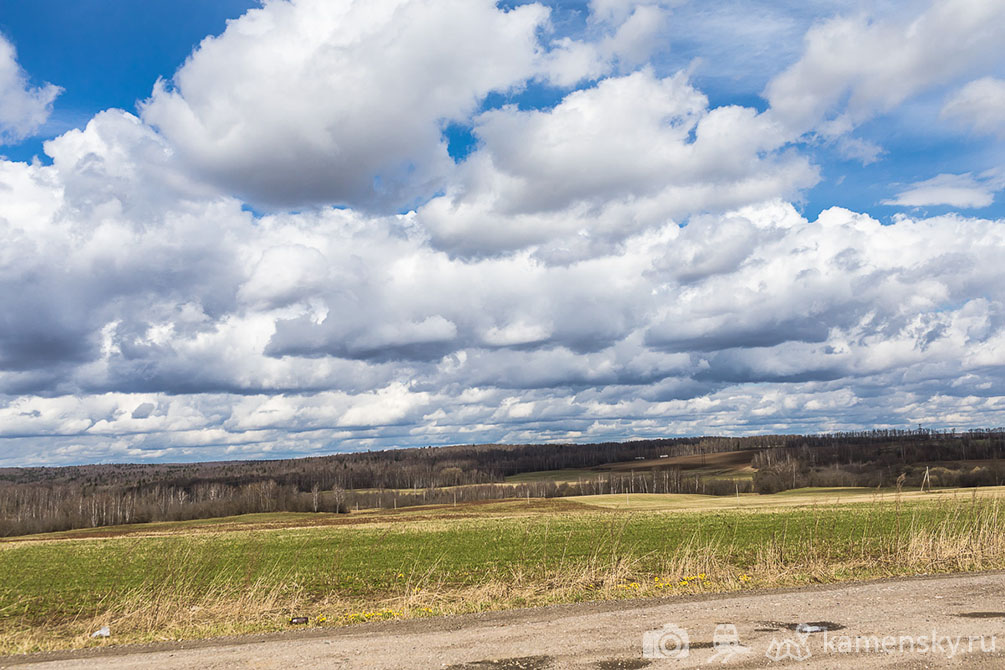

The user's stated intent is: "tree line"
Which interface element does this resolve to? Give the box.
[752,428,1005,493]
[0,435,768,536]
[3,428,1003,536]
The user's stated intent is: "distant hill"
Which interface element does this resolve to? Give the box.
[2,428,1002,536]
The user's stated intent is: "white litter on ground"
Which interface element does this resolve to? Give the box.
[90,626,110,638]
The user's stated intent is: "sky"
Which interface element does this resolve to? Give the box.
[0,0,1003,466]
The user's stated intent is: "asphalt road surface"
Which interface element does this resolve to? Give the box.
[6,572,1005,669]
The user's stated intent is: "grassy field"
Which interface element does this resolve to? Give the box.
[504,468,602,483]
[504,449,757,484]
[3,489,1005,655]
[570,485,1005,510]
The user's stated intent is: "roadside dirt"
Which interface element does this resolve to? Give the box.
[5,572,1005,669]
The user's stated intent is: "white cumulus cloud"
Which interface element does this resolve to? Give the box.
[764,0,1005,138]
[140,0,551,211]
[420,69,817,259]
[0,34,61,144]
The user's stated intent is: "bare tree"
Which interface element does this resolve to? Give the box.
[331,485,346,513]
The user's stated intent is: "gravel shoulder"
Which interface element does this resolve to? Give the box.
[5,572,1005,669]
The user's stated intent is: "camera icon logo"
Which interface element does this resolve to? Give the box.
[642,622,690,659]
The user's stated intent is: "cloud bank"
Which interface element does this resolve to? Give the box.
[1,0,1003,465]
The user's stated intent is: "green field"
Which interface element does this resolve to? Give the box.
[504,450,758,484]
[2,489,1005,655]
[504,468,602,483]
[570,485,1005,510]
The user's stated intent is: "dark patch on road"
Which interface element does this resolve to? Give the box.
[957,612,1005,619]
[594,659,651,670]
[689,641,714,649]
[754,627,779,632]
[761,621,845,632]
[446,655,554,669]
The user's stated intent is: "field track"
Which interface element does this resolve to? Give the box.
[6,571,1005,669]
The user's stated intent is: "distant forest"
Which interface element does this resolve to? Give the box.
[2,428,1004,537]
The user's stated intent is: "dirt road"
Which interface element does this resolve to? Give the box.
[6,572,1005,669]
